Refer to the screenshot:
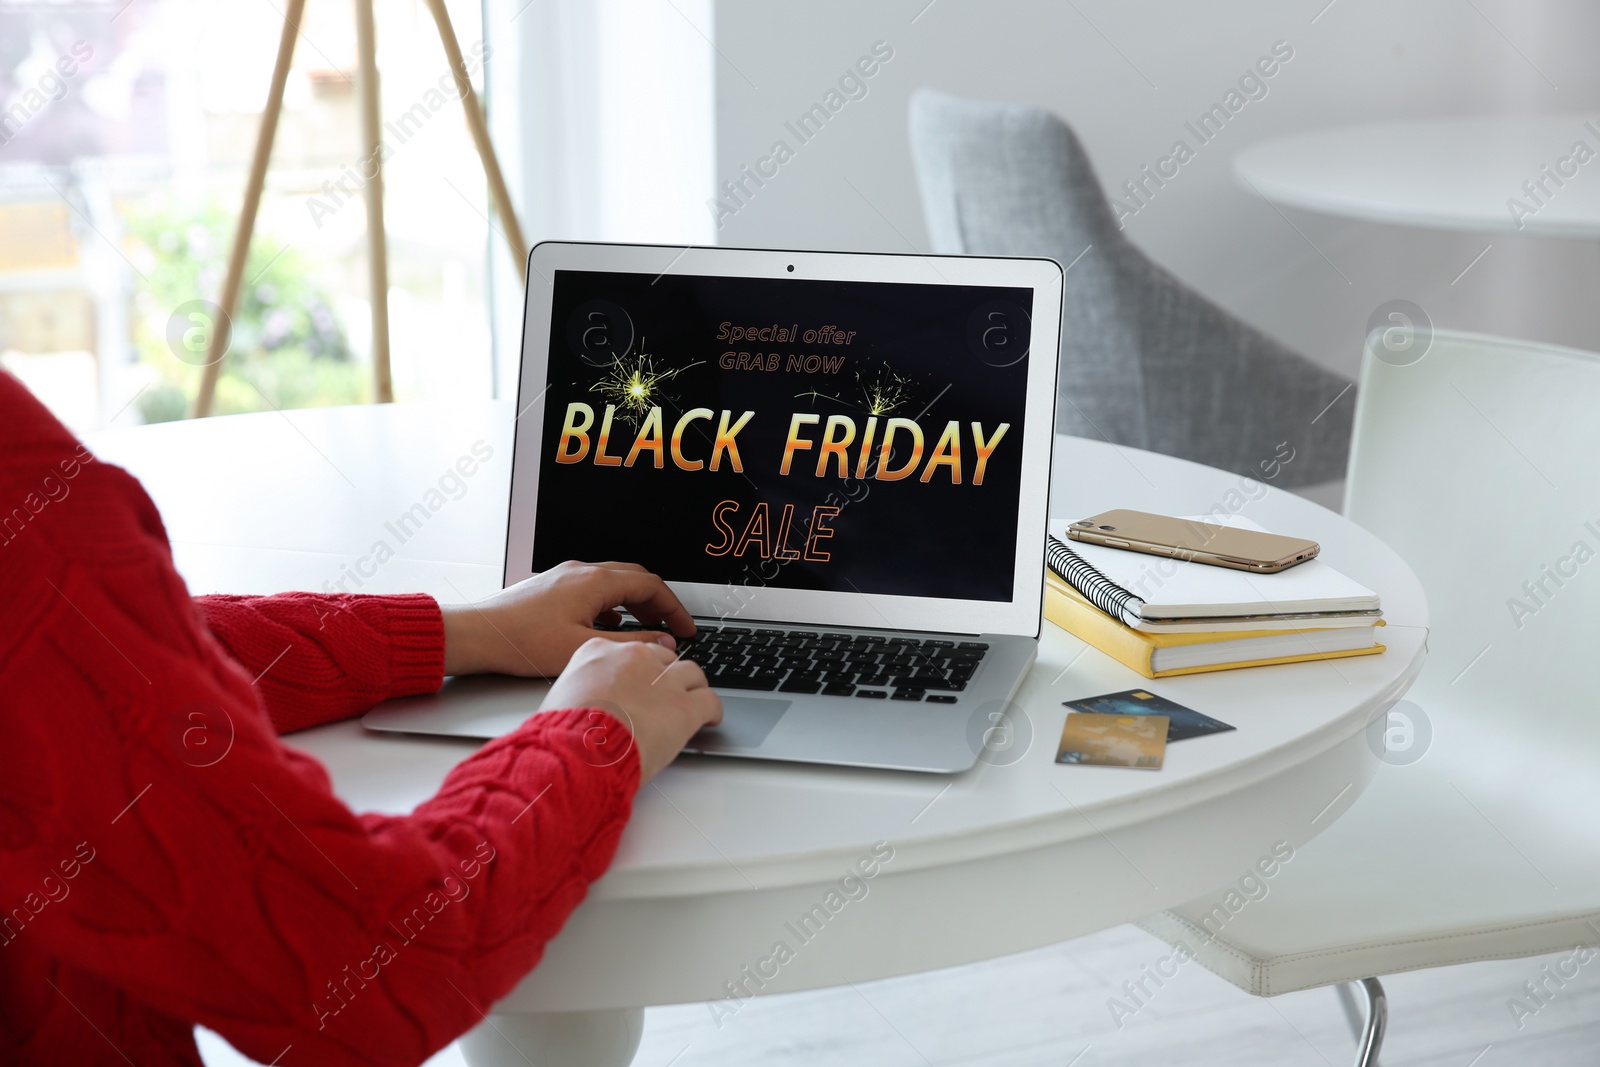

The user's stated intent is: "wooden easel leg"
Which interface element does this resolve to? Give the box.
[193,0,523,417]
[191,0,306,418]
[355,0,393,403]
[423,0,529,283]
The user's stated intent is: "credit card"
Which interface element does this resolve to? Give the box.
[1055,712,1167,769]
[1064,689,1235,743]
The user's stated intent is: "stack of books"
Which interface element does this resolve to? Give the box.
[1044,517,1385,678]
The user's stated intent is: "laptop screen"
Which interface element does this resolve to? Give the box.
[529,268,1034,604]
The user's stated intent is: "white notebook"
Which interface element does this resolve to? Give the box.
[1049,515,1382,628]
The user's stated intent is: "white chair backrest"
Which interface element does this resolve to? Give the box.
[1345,329,1600,726]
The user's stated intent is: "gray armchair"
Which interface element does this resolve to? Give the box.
[908,89,1352,489]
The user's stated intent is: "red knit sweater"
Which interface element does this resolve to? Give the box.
[0,373,640,1066]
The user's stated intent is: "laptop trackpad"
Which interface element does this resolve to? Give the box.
[685,696,789,753]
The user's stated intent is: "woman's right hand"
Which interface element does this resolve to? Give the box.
[540,637,723,783]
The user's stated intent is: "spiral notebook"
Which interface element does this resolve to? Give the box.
[1043,572,1385,677]
[1045,516,1382,634]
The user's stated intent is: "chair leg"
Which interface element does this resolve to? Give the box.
[1345,978,1387,1067]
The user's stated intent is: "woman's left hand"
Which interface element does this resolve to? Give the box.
[439,560,696,677]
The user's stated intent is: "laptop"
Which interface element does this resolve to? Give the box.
[363,241,1063,773]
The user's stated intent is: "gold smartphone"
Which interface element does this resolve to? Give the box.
[1066,509,1320,573]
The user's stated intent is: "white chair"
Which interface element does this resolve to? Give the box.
[1137,330,1600,1065]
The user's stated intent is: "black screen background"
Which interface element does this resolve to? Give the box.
[530,270,1032,601]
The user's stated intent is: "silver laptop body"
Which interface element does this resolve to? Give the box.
[364,242,1064,774]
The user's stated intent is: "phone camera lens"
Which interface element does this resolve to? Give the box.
[1076,520,1093,527]
[786,264,795,272]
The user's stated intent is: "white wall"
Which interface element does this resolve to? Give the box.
[710,0,1600,382]
[484,0,715,397]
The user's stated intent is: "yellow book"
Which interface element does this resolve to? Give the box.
[1044,572,1385,679]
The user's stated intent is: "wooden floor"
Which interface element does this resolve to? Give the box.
[199,922,1600,1066]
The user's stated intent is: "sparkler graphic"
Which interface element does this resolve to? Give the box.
[861,363,913,415]
[584,340,701,427]
[797,360,917,416]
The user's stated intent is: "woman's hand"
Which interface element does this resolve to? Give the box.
[541,638,723,782]
[439,560,696,678]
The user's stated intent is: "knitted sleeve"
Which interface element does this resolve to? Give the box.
[0,374,641,1066]
[193,592,446,733]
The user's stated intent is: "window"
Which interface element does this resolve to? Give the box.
[1,0,493,433]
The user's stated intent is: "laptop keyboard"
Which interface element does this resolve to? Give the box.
[614,622,987,702]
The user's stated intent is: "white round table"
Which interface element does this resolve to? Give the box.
[1234,115,1600,237]
[88,402,1427,1067]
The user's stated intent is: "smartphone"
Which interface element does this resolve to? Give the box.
[1066,509,1320,573]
